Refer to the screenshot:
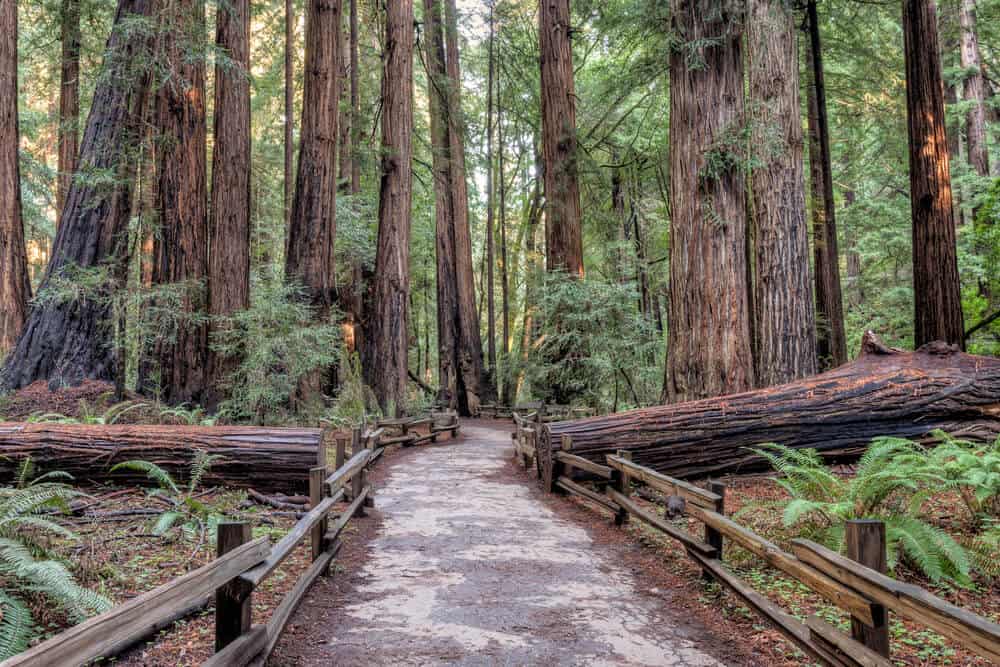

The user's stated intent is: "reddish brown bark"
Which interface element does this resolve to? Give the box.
[805,0,847,370]
[206,0,251,400]
[664,0,754,403]
[286,0,341,320]
[284,0,295,226]
[0,0,30,356]
[959,0,990,179]
[538,0,583,277]
[748,0,817,386]
[143,0,209,404]
[903,0,964,349]
[546,333,1000,480]
[366,0,414,415]
[2,0,155,391]
[337,4,351,192]
[57,0,81,222]
[349,0,360,193]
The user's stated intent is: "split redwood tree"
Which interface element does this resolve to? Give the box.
[902,0,964,348]
[366,0,414,415]
[1,0,155,390]
[748,0,817,386]
[143,0,210,404]
[0,0,30,356]
[665,0,754,402]
[206,0,251,399]
[538,0,583,276]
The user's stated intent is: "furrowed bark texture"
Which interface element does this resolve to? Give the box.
[959,0,990,179]
[0,424,322,492]
[1,0,155,391]
[337,4,352,191]
[545,333,1000,480]
[748,0,817,386]
[902,0,964,349]
[805,0,847,370]
[145,0,210,404]
[57,0,81,221]
[284,0,294,225]
[206,0,251,400]
[0,0,30,356]
[367,0,413,415]
[665,0,754,402]
[286,0,341,316]
[538,0,583,276]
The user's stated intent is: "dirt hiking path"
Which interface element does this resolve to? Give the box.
[272,424,735,666]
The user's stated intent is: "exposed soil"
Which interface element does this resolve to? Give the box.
[268,421,749,666]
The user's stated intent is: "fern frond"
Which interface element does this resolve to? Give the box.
[0,590,33,660]
[186,451,221,493]
[110,460,179,494]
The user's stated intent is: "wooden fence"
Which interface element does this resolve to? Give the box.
[2,417,455,667]
[518,427,1000,666]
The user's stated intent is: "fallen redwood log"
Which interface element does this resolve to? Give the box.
[0,424,323,492]
[543,333,1000,481]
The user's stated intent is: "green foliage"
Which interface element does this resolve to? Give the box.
[110,451,224,540]
[751,441,973,585]
[0,462,112,659]
[212,280,343,423]
[325,351,381,428]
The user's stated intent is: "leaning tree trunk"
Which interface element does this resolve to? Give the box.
[57,0,81,223]
[0,424,324,492]
[545,332,1000,481]
[538,0,583,277]
[143,0,210,405]
[0,0,30,357]
[748,0,817,387]
[665,0,754,403]
[206,0,251,404]
[366,0,413,416]
[903,0,964,349]
[1,0,155,391]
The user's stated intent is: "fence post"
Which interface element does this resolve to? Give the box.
[317,431,328,469]
[846,519,890,658]
[614,450,632,526]
[215,522,253,652]
[701,480,727,581]
[352,463,367,517]
[335,436,347,470]
[309,466,326,561]
[549,435,570,493]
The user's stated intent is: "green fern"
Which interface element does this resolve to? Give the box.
[110,459,180,494]
[0,591,33,659]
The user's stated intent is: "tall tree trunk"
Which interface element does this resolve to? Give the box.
[206,0,251,402]
[0,0,30,356]
[286,0,342,397]
[664,0,754,403]
[444,0,492,409]
[337,5,351,192]
[141,0,209,404]
[485,3,497,386]
[748,0,817,386]
[538,0,583,276]
[805,0,847,370]
[498,58,511,406]
[2,0,154,391]
[903,0,964,348]
[366,0,413,416]
[516,139,543,400]
[423,0,460,409]
[959,0,990,179]
[57,0,81,223]
[284,0,295,228]
[844,190,864,308]
[349,0,360,193]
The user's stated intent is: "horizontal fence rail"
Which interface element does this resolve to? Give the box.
[524,436,1000,667]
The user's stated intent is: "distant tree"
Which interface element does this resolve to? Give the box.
[56,0,81,222]
[748,0,817,386]
[664,0,754,402]
[0,0,30,356]
[366,0,414,415]
[902,0,964,348]
[959,0,990,180]
[2,0,155,391]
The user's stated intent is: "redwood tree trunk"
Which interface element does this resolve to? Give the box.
[284,0,295,227]
[903,0,964,349]
[959,0,990,179]
[206,0,251,400]
[664,0,754,402]
[546,333,1000,480]
[1,0,154,391]
[286,0,341,318]
[144,0,209,404]
[0,0,30,356]
[366,0,413,416]
[337,5,351,192]
[57,0,81,222]
[349,0,360,192]
[538,0,583,276]
[748,0,817,386]
[805,0,847,370]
